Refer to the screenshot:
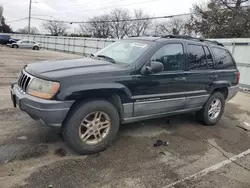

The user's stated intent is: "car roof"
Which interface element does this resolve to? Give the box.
[125,35,225,49]
[125,37,161,42]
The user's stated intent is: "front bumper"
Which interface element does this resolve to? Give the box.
[11,83,74,128]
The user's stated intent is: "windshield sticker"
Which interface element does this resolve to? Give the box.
[131,42,147,48]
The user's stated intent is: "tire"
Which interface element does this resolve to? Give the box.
[63,100,120,155]
[13,44,18,49]
[33,46,39,50]
[196,92,225,126]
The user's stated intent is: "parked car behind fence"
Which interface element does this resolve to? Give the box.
[10,39,41,50]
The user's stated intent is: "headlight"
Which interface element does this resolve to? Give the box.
[27,78,60,99]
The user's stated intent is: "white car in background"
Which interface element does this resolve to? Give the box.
[10,40,41,50]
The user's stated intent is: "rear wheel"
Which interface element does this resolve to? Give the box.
[63,100,120,155]
[196,92,225,125]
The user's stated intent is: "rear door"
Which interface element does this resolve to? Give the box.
[210,47,238,86]
[28,41,35,48]
[24,41,32,48]
[185,44,215,109]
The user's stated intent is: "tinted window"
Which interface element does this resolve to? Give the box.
[0,35,10,39]
[188,45,207,70]
[211,47,235,69]
[151,44,185,71]
[204,46,214,69]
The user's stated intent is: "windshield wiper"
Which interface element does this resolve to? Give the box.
[96,55,116,64]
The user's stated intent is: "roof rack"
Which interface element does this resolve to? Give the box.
[161,35,224,46]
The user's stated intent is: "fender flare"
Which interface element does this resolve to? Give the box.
[207,81,230,93]
[57,83,132,101]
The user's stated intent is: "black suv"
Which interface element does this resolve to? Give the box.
[11,35,240,154]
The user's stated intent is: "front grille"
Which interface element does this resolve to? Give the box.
[18,71,32,91]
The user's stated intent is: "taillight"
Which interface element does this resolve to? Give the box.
[236,71,240,85]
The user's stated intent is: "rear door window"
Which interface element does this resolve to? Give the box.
[204,46,214,69]
[187,44,207,70]
[211,47,236,69]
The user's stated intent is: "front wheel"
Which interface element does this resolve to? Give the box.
[196,92,225,125]
[63,100,120,155]
[33,46,39,50]
[12,44,18,48]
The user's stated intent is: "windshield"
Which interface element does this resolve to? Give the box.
[94,40,150,64]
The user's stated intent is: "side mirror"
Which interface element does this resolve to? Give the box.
[141,61,164,75]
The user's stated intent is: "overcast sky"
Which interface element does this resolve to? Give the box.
[1,0,201,32]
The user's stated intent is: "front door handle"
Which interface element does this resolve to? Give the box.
[174,77,187,81]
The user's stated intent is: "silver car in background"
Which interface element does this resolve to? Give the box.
[10,40,41,50]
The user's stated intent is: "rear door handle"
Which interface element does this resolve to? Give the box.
[174,77,187,81]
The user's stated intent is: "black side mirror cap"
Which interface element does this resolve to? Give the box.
[141,61,164,75]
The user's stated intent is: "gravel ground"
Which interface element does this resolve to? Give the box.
[0,46,250,188]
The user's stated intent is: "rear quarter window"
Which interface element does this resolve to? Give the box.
[211,47,236,69]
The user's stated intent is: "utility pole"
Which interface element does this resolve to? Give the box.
[28,0,32,34]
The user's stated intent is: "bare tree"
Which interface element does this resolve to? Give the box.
[108,8,132,39]
[129,9,152,36]
[79,23,90,36]
[0,5,3,26]
[154,18,189,36]
[0,5,11,33]
[17,26,39,34]
[79,14,111,38]
[42,21,69,36]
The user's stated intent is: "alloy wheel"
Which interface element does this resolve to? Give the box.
[78,111,111,145]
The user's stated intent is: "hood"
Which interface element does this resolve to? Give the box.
[25,58,126,79]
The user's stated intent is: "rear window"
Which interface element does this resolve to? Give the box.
[211,47,236,69]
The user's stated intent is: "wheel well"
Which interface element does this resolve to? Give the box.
[212,87,228,99]
[65,89,129,120]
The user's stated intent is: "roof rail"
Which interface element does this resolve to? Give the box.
[161,35,224,46]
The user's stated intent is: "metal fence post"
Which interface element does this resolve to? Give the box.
[63,37,65,52]
[68,38,70,52]
[96,39,99,53]
[43,35,45,49]
[232,42,236,56]
[73,38,75,54]
[55,36,57,51]
[83,38,86,55]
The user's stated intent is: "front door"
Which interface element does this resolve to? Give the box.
[131,43,189,117]
[19,41,28,48]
